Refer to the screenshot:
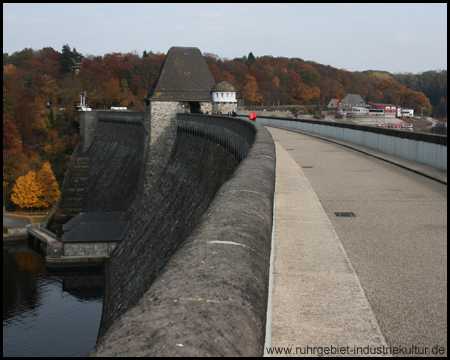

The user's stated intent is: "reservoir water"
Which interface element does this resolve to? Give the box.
[3,241,103,357]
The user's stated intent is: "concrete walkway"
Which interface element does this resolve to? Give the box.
[3,213,42,228]
[265,126,447,357]
[265,141,388,357]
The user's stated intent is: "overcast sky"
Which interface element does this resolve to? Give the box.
[3,3,447,74]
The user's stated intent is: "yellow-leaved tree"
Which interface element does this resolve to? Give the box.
[11,171,42,210]
[11,163,61,210]
[36,162,61,209]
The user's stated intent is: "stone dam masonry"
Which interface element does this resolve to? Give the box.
[44,45,275,355]
[48,111,147,233]
[52,111,276,356]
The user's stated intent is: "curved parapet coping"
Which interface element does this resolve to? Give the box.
[90,118,276,357]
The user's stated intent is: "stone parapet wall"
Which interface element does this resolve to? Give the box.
[94,114,255,341]
[178,113,256,151]
[91,115,276,357]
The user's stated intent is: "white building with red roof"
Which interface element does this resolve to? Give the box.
[326,98,342,110]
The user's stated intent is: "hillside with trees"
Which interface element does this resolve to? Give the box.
[3,46,447,211]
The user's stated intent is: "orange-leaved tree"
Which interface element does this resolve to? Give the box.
[242,75,262,105]
[10,163,61,210]
[11,171,42,210]
[36,162,61,209]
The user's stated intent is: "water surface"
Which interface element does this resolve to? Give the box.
[3,243,103,357]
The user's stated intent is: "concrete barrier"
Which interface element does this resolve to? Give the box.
[91,115,276,356]
[3,227,28,241]
[257,116,447,170]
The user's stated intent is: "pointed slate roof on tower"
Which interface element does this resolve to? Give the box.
[147,47,216,101]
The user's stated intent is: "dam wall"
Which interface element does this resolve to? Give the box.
[91,114,276,356]
[46,111,147,232]
[80,111,145,149]
[82,119,147,212]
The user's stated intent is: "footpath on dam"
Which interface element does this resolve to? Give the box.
[265,126,447,357]
[265,134,388,357]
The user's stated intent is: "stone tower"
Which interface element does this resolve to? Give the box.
[143,47,217,193]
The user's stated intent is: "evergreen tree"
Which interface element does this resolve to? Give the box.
[61,44,72,74]
[72,47,83,69]
[247,52,255,66]
[61,44,83,75]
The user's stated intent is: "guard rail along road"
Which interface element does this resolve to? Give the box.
[257,116,447,171]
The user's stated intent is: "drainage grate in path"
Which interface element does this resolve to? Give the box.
[335,212,356,217]
[302,166,313,168]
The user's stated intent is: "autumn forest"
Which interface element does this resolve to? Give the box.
[3,45,447,211]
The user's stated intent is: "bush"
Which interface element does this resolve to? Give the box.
[4,200,16,212]
[313,114,322,120]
